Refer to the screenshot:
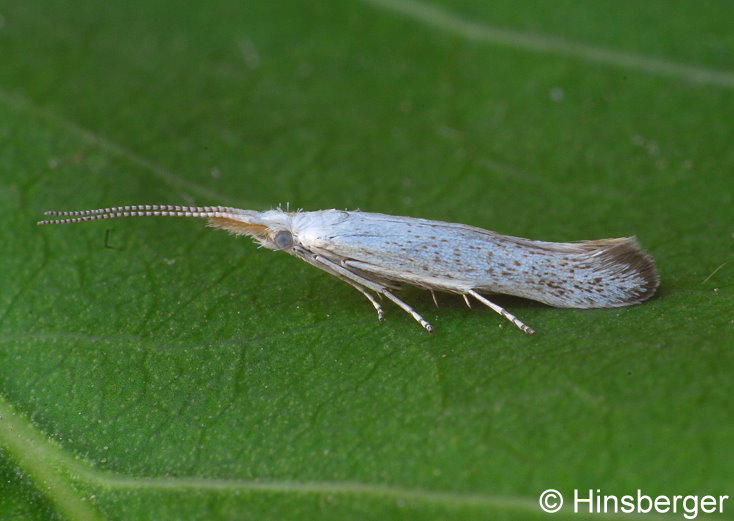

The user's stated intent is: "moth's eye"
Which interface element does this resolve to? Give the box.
[274,230,294,250]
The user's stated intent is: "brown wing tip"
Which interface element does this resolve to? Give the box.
[581,237,659,304]
[622,239,659,303]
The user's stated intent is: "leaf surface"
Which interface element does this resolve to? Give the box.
[1,1,732,519]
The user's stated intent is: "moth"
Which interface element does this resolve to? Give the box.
[38,205,659,334]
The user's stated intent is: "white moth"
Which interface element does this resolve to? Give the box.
[38,205,659,334]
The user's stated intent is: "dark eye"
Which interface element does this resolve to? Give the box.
[274,230,293,249]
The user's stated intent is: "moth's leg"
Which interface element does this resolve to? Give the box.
[292,248,384,321]
[340,278,384,321]
[430,290,439,308]
[462,294,472,308]
[380,289,434,334]
[309,254,434,333]
[467,290,536,335]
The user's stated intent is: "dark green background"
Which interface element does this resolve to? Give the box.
[1,1,732,519]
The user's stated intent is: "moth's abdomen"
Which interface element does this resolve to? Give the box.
[487,237,659,309]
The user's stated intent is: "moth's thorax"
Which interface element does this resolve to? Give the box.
[291,210,352,248]
[260,209,295,228]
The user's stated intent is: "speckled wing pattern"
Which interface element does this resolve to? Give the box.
[292,210,658,309]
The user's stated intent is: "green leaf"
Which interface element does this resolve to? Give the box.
[1,0,732,519]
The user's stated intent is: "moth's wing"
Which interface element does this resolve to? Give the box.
[292,211,659,308]
[292,211,498,292]
[466,235,659,308]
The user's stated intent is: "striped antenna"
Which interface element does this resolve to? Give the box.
[37,205,248,225]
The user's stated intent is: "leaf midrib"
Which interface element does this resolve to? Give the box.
[1,390,538,514]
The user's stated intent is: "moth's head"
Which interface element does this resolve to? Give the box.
[208,208,295,251]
